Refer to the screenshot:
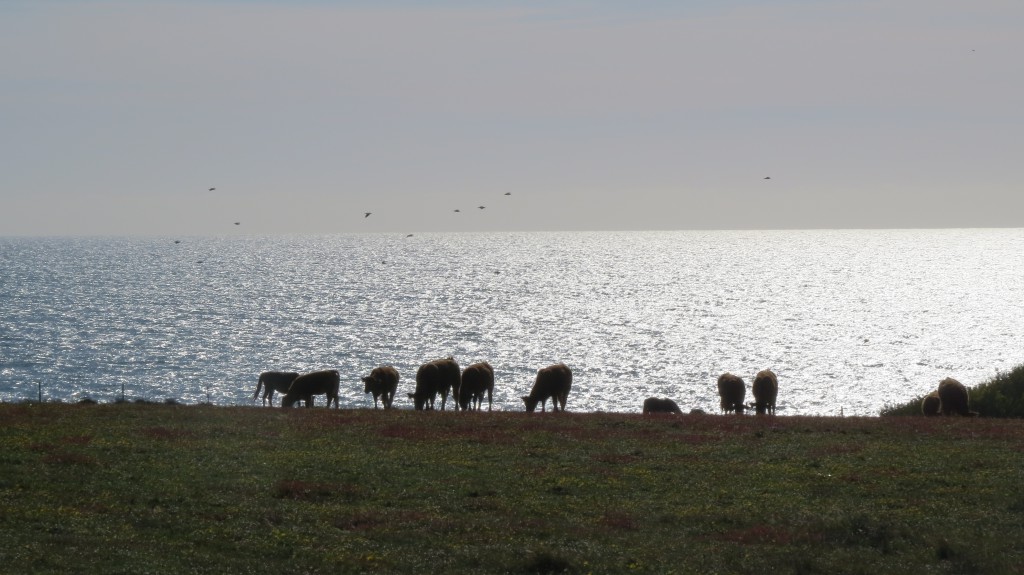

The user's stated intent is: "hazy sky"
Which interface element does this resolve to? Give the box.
[2,1,1021,236]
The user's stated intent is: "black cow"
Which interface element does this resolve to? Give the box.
[409,357,461,410]
[522,363,572,412]
[937,377,978,417]
[459,362,495,411]
[717,373,746,414]
[253,371,299,406]
[642,397,683,415]
[362,366,399,409]
[282,370,340,408]
[751,370,778,415]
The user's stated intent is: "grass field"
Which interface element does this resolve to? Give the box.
[2,403,1023,574]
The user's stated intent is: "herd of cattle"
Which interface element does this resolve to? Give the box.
[252,358,978,416]
[252,358,572,413]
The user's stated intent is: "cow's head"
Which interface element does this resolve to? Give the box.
[522,395,539,412]
[362,376,376,394]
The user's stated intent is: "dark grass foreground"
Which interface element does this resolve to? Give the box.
[2,405,1024,574]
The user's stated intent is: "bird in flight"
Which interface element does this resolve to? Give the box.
[504,192,511,196]
[364,212,372,218]
[478,206,486,210]
[209,187,216,191]
[763,176,771,180]
[234,222,240,226]
[454,209,461,213]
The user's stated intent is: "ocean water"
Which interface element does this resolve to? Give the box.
[1,230,1021,415]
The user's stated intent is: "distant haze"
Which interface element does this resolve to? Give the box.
[2,1,1022,236]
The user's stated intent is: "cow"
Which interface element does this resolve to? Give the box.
[522,363,572,412]
[459,361,495,411]
[362,366,399,409]
[921,390,941,416]
[281,370,340,408]
[253,371,299,406]
[751,370,778,415]
[642,397,683,415]
[409,357,461,410]
[937,377,978,417]
[717,373,746,414]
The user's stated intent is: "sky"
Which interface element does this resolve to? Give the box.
[2,0,1022,236]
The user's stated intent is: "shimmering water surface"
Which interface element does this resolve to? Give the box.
[1,230,1022,415]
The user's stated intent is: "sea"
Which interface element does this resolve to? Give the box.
[1,229,1022,416]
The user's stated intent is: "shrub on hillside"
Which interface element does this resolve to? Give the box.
[880,364,1024,417]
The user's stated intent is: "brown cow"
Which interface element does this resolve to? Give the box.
[937,377,978,416]
[281,370,340,408]
[642,397,683,415]
[362,366,399,409]
[717,373,746,414]
[409,357,461,410]
[751,370,778,415]
[253,371,299,406]
[522,363,572,412]
[921,391,941,416]
[459,361,495,411]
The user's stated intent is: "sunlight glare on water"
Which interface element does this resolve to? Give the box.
[1,230,1021,415]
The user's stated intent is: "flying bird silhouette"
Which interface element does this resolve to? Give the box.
[454,209,461,213]
[234,222,240,226]
[504,192,511,196]
[763,176,771,180]
[364,212,372,218]
[478,206,486,210]
[208,187,216,191]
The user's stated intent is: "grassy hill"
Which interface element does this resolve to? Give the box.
[2,403,1023,574]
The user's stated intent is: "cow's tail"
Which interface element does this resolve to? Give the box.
[253,375,264,400]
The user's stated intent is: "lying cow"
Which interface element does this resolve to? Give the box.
[642,397,683,415]
[717,373,746,414]
[281,370,340,408]
[253,371,299,406]
[522,363,572,412]
[459,361,495,411]
[751,370,778,415]
[409,357,461,410]
[362,366,399,409]
[937,377,978,417]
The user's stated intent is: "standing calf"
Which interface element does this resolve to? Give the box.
[253,371,299,406]
[460,362,495,411]
[717,373,746,414]
[362,366,399,409]
[522,363,572,412]
[282,370,340,408]
[751,370,778,415]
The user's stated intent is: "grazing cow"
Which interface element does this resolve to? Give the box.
[459,362,495,411]
[409,357,461,410]
[281,370,340,408]
[937,377,978,417]
[751,370,778,415]
[362,366,399,409]
[253,371,299,406]
[642,397,683,415]
[522,363,572,412]
[717,373,746,414]
[921,391,941,416]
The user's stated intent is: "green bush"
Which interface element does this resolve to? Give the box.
[880,364,1024,417]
